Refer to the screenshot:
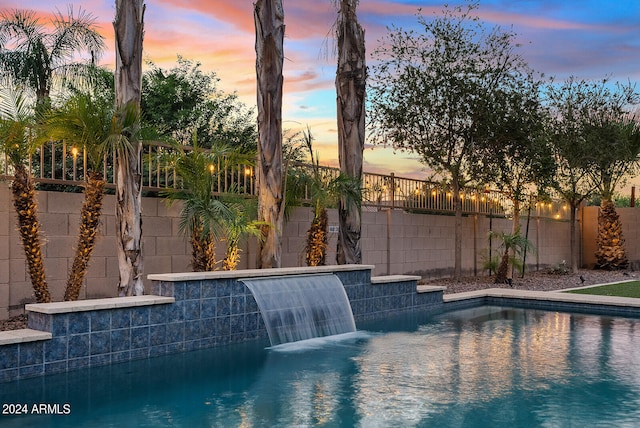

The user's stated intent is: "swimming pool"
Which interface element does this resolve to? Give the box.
[2,305,639,427]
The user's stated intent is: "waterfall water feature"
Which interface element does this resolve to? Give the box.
[241,274,356,346]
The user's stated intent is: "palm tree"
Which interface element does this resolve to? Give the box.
[587,114,640,270]
[41,92,140,300]
[490,231,534,285]
[254,0,285,268]
[219,197,265,271]
[297,128,362,266]
[162,143,237,271]
[0,84,50,303]
[334,0,366,265]
[114,0,145,296]
[0,7,105,112]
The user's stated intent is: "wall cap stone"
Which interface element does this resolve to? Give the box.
[0,329,52,345]
[147,264,375,282]
[25,295,175,314]
[372,275,422,284]
[416,285,447,293]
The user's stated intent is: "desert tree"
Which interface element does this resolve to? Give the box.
[487,73,554,279]
[369,1,535,279]
[545,77,601,272]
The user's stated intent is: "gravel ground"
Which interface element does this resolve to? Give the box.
[1,269,636,332]
[428,269,638,294]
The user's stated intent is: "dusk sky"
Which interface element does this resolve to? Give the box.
[6,0,640,181]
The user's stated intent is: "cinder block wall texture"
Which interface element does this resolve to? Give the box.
[1,184,579,318]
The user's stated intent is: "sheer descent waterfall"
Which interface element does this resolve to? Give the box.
[242,274,356,346]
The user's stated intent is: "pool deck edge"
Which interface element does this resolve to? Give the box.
[444,288,640,308]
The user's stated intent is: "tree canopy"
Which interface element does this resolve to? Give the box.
[369,1,539,278]
[141,56,256,152]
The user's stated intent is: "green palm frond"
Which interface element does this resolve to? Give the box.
[0,84,36,164]
[38,91,112,170]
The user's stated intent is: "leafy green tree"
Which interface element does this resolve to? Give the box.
[487,75,554,279]
[549,78,640,270]
[0,84,50,302]
[546,78,602,272]
[369,1,534,279]
[141,57,256,152]
[0,7,105,112]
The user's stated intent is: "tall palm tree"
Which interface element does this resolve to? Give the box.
[0,7,105,112]
[0,85,50,303]
[114,0,145,296]
[297,128,362,266]
[41,92,140,300]
[254,0,285,268]
[334,0,366,265]
[588,115,640,270]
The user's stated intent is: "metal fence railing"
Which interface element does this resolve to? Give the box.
[0,141,569,220]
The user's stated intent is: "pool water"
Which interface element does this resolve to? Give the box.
[2,306,640,427]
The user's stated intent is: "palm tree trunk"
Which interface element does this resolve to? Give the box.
[508,198,521,280]
[495,248,510,284]
[336,0,366,265]
[190,225,217,272]
[11,164,50,303]
[595,199,628,270]
[65,171,105,301]
[223,240,241,271]
[114,0,145,296]
[254,0,285,268]
[306,208,328,266]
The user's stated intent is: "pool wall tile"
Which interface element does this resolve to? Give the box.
[111,309,132,329]
[1,267,442,383]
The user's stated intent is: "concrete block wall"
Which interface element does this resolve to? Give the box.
[1,184,576,317]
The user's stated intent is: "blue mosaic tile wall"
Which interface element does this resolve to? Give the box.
[0,269,441,383]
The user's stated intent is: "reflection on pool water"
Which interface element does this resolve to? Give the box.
[2,306,640,427]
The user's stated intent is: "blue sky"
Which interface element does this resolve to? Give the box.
[6,0,640,179]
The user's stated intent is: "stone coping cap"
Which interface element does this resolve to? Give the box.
[148,264,375,282]
[0,329,52,345]
[25,295,175,315]
[444,288,640,308]
[371,275,422,284]
[417,285,447,293]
